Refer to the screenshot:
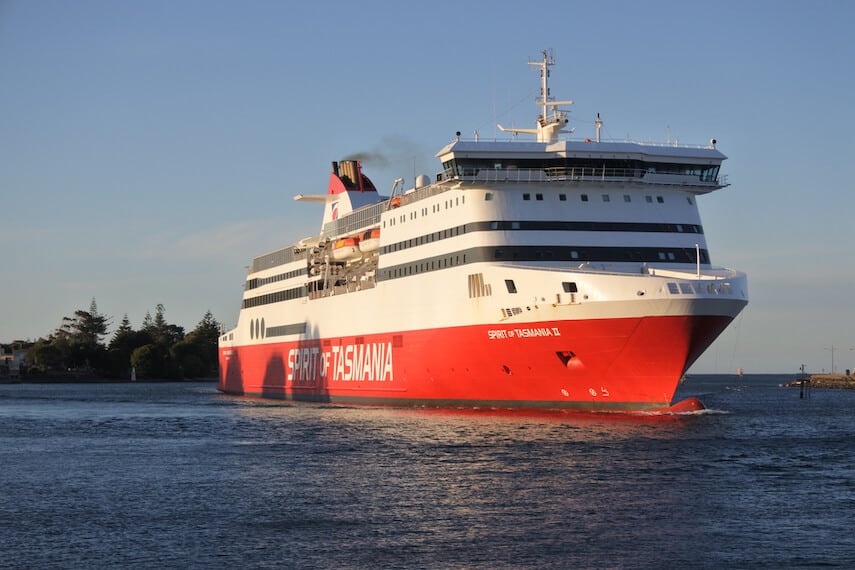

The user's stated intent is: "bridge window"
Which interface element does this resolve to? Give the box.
[505,279,518,294]
[562,281,578,293]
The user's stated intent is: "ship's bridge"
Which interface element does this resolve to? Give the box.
[435,138,728,192]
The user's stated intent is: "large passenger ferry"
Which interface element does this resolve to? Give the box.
[218,50,748,410]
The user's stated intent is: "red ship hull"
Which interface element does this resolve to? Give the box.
[218,313,732,410]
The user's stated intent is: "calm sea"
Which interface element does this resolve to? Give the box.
[1,375,853,569]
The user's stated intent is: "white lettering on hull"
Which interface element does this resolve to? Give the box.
[287,342,394,384]
[487,327,561,340]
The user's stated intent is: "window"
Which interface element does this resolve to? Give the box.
[523,193,531,200]
[485,193,493,201]
[687,196,694,205]
[562,281,578,293]
[623,194,631,202]
[657,196,664,203]
[645,195,653,203]
[602,194,610,202]
[535,193,543,201]
[668,282,679,294]
[505,279,517,294]
[559,194,567,201]
[581,194,589,202]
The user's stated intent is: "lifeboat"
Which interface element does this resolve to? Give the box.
[359,228,380,253]
[330,237,362,261]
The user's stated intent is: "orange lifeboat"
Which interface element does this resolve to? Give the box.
[330,237,362,261]
[359,228,380,253]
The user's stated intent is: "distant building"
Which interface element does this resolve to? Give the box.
[1,341,32,379]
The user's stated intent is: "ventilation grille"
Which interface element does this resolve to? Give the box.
[468,273,492,298]
[502,307,523,318]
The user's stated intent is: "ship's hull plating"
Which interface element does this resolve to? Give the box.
[218,312,735,410]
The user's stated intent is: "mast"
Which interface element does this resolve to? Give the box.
[497,49,574,143]
[531,48,554,126]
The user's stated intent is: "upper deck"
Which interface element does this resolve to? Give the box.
[435,137,727,192]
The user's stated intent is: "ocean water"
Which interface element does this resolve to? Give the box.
[1,375,853,569]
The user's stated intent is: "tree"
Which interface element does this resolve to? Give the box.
[25,298,111,373]
[130,343,166,379]
[22,302,223,380]
[172,311,222,378]
[143,304,184,347]
[133,304,185,379]
[106,315,154,378]
[59,298,110,370]
[26,338,64,371]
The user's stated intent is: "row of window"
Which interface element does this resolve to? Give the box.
[667,281,734,295]
[503,279,577,295]
[266,322,308,337]
[241,248,710,310]
[523,192,684,205]
[387,195,466,227]
[249,318,265,340]
[245,216,705,293]
[377,245,710,283]
[243,285,307,309]
[381,220,703,255]
[386,190,689,229]
[442,157,721,182]
[246,267,306,291]
[250,244,307,273]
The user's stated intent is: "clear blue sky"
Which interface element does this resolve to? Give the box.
[2,0,853,374]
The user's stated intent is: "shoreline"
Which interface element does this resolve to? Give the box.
[1,375,217,385]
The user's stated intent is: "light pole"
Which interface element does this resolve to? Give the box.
[825,345,836,374]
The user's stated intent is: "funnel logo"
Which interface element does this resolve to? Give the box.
[331,202,339,220]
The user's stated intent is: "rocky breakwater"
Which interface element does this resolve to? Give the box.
[785,374,855,389]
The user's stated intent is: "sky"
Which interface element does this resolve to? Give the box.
[1,0,853,374]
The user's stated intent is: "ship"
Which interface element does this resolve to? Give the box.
[217,50,748,411]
